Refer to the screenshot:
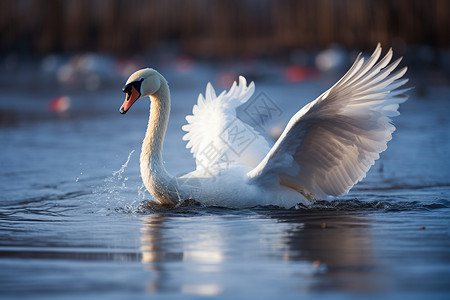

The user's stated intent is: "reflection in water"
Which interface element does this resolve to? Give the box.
[273,211,380,292]
[139,210,382,295]
[140,213,225,295]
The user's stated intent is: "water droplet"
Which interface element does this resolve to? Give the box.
[91,150,140,213]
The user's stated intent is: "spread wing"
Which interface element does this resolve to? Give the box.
[247,44,410,199]
[182,76,271,171]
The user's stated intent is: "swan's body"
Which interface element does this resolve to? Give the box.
[120,44,409,209]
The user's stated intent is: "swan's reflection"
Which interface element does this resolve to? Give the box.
[140,209,382,295]
[140,213,225,295]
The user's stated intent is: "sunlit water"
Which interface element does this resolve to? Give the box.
[1,67,449,299]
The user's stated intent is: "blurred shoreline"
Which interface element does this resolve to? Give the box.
[1,0,449,93]
[1,0,449,57]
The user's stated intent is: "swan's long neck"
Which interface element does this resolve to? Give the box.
[140,78,179,205]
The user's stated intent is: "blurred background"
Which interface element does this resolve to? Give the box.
[0,0,449,97]
[1,0,449,56]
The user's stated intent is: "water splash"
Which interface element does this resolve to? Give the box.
[138,183,150,202]
[111,150,135,180]
[92,150,144,213]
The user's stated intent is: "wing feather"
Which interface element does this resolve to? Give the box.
[182,77,271,171]
[247,44,410,199]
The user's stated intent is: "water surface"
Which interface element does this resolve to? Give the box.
[1,65,449,299]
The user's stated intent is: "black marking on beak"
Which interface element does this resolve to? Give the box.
[122,78,144,99]
[120,106,127,114]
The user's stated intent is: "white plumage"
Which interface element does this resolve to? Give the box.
[181,76,270,169]
[120,44,409,208]
[246,44,410,199]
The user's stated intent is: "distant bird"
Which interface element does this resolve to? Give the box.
[119,44,409,208]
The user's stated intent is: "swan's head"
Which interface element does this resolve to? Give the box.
[120,68,163,114]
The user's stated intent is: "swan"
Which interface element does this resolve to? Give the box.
[119,44,409,209]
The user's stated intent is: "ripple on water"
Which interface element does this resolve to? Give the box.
[134,197,450,215]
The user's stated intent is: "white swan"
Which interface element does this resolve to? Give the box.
[119,44,409,209]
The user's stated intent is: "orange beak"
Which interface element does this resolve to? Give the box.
[120,85,141,114]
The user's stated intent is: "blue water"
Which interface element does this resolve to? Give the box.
[1,62,450,299]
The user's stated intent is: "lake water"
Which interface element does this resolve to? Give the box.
[1,61,449,299]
